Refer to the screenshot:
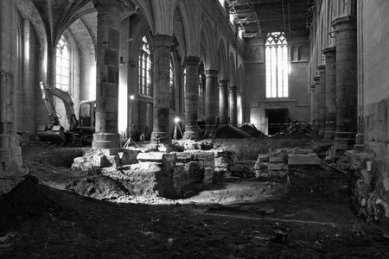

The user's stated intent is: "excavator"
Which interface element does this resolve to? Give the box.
[37,82,95,145]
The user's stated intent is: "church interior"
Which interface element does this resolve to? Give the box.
[1,0,389,257]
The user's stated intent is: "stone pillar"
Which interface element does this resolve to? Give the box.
[229,85,238,126]
[204,69,219,137]
[332,16,357,150]
[92,0,122,151]
[313,76,320,131]
[219,80,229,125]
[317,65,326,137]
[323,47,336,140]
[183,56,200,140]
[0,0,27,195]
[310,84,316,126]
[151,35,173,144]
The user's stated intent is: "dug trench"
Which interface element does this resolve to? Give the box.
[0,138,388,258]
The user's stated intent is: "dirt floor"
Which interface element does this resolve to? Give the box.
[1,139,389,258]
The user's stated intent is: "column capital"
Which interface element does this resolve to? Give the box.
[152,34,174,49]
[317,64,326,71]
[322,46,336,56]
[184,56,200,66]
[332,16,356,32]
[205,69,218,77]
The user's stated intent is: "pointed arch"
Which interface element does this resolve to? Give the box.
[177,0,198,56]
[229,53,237,85]
[200,18,217,70]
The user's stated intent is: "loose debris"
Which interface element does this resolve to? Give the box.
[272,121,317,138]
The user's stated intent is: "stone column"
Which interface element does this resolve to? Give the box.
[183,56,200,140]
[204,69,219,137]
[219,80,229,125]
[229,85,238,126]
[310,84,316,126]
[332,16,357,150]
[317,65,326,137]
[323,47,336,140]
[313,76,320,131]
[92,0,122,151]
[0,0,26,195]
[151,35,173,144]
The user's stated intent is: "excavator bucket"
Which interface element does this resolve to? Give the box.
[37,125,66,144]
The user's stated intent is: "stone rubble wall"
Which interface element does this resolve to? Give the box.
[70,148,235,199]
[254,148,320,180]
[336,150,389,225]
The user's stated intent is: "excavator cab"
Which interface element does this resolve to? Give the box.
[77,100,96,144]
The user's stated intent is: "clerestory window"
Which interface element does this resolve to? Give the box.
[56,35,70,91]
[138,36,152,97]
[265,32,289,98]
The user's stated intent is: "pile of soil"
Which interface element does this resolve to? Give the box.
[215,125,250,138]
[0,176,75,234]
[272,122,318,139]
[239,124,267,137]
[66,176,129,200]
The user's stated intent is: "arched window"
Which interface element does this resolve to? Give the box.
[56,35,70,91]
[169,57,175,110]
[138,36,152,97]
[265,32,289,98]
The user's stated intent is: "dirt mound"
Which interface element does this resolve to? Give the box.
[0,176,73,234]
[272,121,317,139]
[215,125,250,138]
[239,124,266,137]
[67,176,129,200]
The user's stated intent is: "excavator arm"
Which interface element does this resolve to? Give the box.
[39,81,59,126]
[40,82,78,131]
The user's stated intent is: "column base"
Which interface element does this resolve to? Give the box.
[151,132,172,145]
[354,133,365,152]
[334,132,356,151]
[92,132,121,152]
[183,126,200,140]
[0,134,28,196]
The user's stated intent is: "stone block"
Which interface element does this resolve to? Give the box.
[256,154,269,163]
[268,163,287,171]
[136,152,176,167]
[203,167,214,185]
[175,152,193,163]
[214,156,230,171]
[106,155,120,168]
[92,153,110,168]
[269,154,286,163]
[118,150,140,165]
[288,153,320,165]
[191,151,214,161]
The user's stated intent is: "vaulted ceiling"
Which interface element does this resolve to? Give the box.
[229,0,312,37]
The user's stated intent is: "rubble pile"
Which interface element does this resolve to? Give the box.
[272,122,317,138]
[215,125,250,138]
[239,124,267,138]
